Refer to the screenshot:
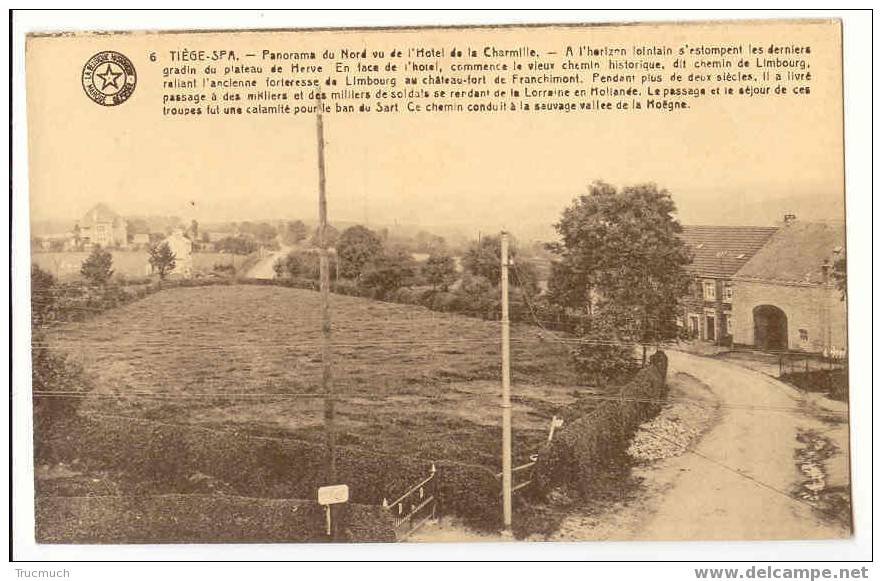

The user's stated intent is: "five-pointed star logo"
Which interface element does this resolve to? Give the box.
[95,63,123,91]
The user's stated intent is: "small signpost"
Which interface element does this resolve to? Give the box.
[547,415,564,444]
[317,484,349,538]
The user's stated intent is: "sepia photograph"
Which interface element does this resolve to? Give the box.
[9,8,874,570]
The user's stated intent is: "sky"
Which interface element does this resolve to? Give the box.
[26,21,845,240]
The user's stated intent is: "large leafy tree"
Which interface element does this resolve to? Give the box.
[549,181,692,347]
[336,225,383,279]
[80,246,114,285]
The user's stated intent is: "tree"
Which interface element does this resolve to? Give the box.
[253,222,278,246]
[414,231,447,254]
[310,224,340,248]
[336,225,383,279]
[546,260,591,313]
[550,181,692,351]
[72,223,82,250]
[80,246,114,285]
[462,235,504,283]
[282,220,308,246]
[215,235,258,255]
[422,252,457,291]
[462,235,533,290]
[148,241,177,280]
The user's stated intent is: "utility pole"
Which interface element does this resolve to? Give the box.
[500,231,513,535]
[316,99,337,537]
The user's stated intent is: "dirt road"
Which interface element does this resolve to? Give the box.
[621,351,850,541]
[244,247,290,280]
[415,351,851,543]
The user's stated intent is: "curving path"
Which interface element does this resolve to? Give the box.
[627,351,850,541]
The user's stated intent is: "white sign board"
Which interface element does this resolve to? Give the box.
[317,484,349,506]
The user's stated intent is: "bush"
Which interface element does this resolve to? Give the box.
[31,264,57,328]
[569,307,641,384]
[358,249,416,299]
[31,339,89,447]
[38,413,504,531]
[455,274,499,320]
[213,263,236,275]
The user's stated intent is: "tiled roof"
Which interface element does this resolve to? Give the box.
[734,222,845,285]
[680,225,779,279]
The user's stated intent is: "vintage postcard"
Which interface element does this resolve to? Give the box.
[23,17,852,546]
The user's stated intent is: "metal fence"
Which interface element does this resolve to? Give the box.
[496,454,539,495]
[382,463,437,541]
[494,416,563,496]
[778,352,848,376]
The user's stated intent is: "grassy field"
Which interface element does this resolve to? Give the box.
[45,285,598,468]
[32,251,250,280]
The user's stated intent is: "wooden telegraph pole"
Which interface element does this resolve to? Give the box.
[316,99,337,538]
[500,231,513,534]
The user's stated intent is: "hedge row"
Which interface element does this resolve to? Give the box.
[38,414,502,531]
[35,494,395,543]
[241,275,573,326]
[37,268,585,333]
[532,351,669,497]
[35,277,242,325]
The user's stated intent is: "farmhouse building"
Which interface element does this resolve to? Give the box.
[679,225,779,345]
[152,229,193,278]
[130,233,151,247]
[731,221,846,354]
[75,203,128,249]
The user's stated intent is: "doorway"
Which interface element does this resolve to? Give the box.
[753,305,788,351]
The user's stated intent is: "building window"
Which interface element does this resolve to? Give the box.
[724,314,734,336]
[799,328,809,343]
[689,314,700,338]
[723,283,734,303]
[703,280,716,301]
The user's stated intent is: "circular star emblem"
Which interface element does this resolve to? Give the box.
[82,51,137,106]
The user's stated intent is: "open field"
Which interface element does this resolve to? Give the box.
[44,285,599,468]
[32,251,251,280]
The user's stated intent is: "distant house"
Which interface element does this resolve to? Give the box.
[680,225,779,345]
[76,203,128,249]
[152,229,193,278]
[732,220,846,354]
[131,233,151,247]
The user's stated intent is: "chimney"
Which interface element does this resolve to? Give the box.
[783,213,797,226]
